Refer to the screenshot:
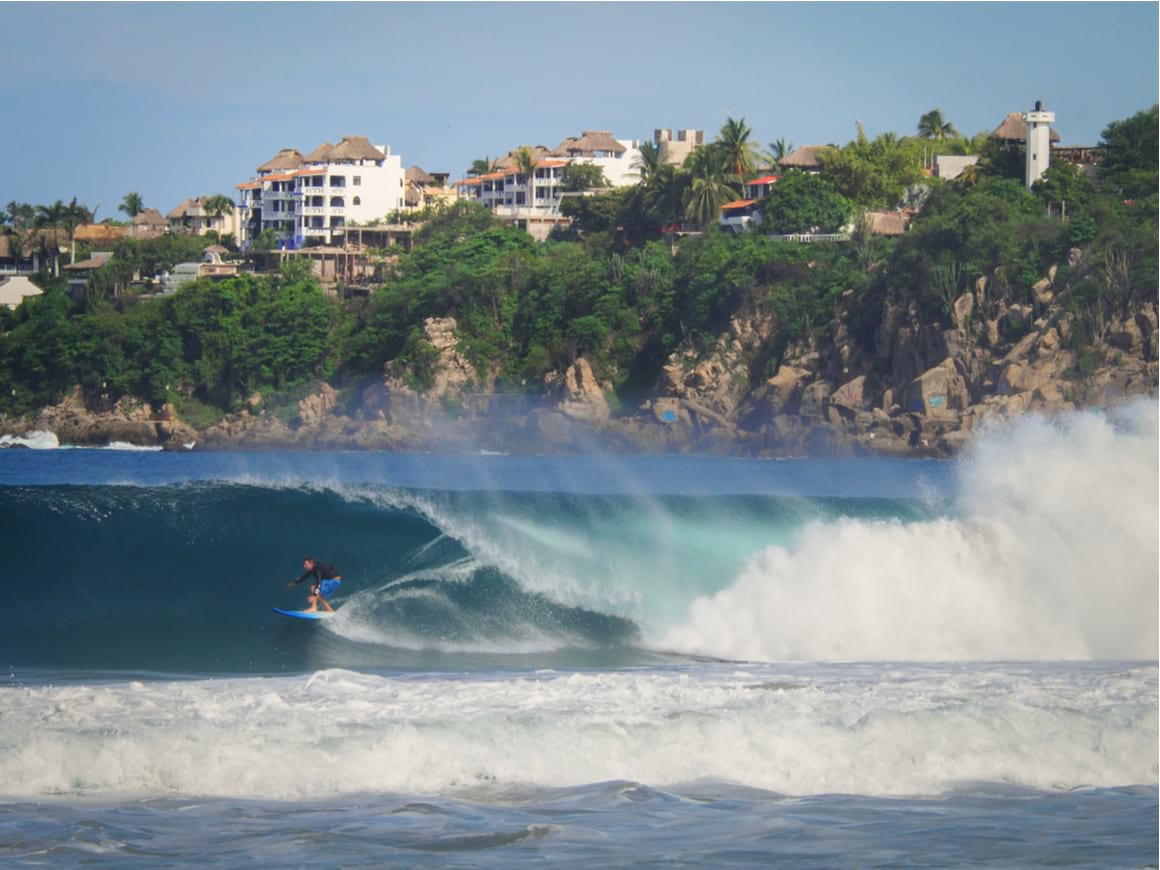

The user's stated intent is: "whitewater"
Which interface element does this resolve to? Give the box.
[0,401,1156,866]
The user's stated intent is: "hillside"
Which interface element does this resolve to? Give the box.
[1,108,1156,454]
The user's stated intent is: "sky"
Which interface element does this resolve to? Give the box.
[0,2,1156,217]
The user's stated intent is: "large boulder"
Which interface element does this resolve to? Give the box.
[903,358,969,418]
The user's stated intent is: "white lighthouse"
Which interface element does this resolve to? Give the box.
[1022,99,1055,189]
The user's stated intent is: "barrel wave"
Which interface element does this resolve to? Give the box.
[0,481,925,673]
[2,400,1155,673]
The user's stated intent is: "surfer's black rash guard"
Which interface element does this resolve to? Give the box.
[294,562,338,585]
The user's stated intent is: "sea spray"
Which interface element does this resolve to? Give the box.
[662,401,1159,661]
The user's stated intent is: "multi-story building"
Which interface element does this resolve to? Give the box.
[454,130,642,219]
[167,197,239,238]
[236,136,406,249]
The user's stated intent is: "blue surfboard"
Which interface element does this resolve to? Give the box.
[272,608,335,620]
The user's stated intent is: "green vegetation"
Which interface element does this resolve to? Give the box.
[1,106,1155,426]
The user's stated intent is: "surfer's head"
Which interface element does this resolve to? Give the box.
[303,557,315,570]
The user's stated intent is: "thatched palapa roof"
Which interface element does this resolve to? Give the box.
[132,208,167,227]
[258,148,305,172]
[990,112,1061,143]
[304,142,334,162]
[407,165,435,184]
[551,130,626,157]
[74,224,128,244]
[167,198,206,220]
[327,136,385,162]
[778,145,830,169]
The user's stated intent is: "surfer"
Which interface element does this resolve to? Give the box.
[287,557,340,612]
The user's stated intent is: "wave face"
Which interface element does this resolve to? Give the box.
[0,401,1155,672]
[0,480,918,672]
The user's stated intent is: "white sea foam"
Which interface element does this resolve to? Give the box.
[0,430,60,450]
[663,401,1159,661]
[103,441,164,452]
[0,664,1154,801]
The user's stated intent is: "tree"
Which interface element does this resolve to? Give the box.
[560,162,608,192]
[119,192,144,218]
[467,157,494,177]
[61,198,93,265]
[5,201,34,229]
[767,138,794,169]
[758,170,851,234]
[918,108,957,141]
[202,194,235,237]
[514,147,538,208]
[644,163,691,228]
[716,116,760,180]
[682,145,739,228]
[631,141,663,183]
[1098,104,1159,199]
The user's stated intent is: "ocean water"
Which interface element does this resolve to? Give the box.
[1,402,1156,867]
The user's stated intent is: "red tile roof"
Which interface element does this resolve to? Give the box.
[720,199,756,210]
[747,175,780,186]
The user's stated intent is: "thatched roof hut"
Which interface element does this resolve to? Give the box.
[132,208,167,227]
[258,148,304,172]
[778,145,830,169]
[862,210,908,236]
[327,136,385,162]
[167,198,207,220]
[303,142,334,162]
[74,224,128,245]
[406,165,436,184]
[551,131,626,157]
[990,112,1061,143]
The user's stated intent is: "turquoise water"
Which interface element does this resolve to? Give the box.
[1,405,1156,866]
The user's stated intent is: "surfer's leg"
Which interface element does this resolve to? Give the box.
[320,596,335,613]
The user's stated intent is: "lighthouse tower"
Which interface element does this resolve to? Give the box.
[1022,99,1055,190]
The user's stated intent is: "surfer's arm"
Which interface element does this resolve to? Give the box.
[288,569,316,586]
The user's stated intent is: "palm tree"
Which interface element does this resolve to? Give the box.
[6,201,31,228]
[513,147,537,210]
[203,194,234,239]
[119,191,144,218]
[766,138,794,170]
[917,108,957,141]
[467,157,494,177]
[643,163,691,228]
[682,145,740,228]
[61,197,93,265]
[631,141,663,183]
[716,116,760,180]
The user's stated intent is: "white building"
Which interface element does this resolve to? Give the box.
[236,136,406,249]
[1023,100,1055,190]
[455,130,642,219]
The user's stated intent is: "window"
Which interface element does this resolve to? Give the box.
[353,196,361,206]
[353,176,361,186]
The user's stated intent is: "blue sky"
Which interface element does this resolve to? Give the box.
[1,2,1156,217]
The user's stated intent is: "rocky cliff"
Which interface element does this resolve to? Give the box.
[3,289,1157,455]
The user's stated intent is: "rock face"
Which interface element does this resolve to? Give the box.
[553,359,610,424]
[4,267,1157,457]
